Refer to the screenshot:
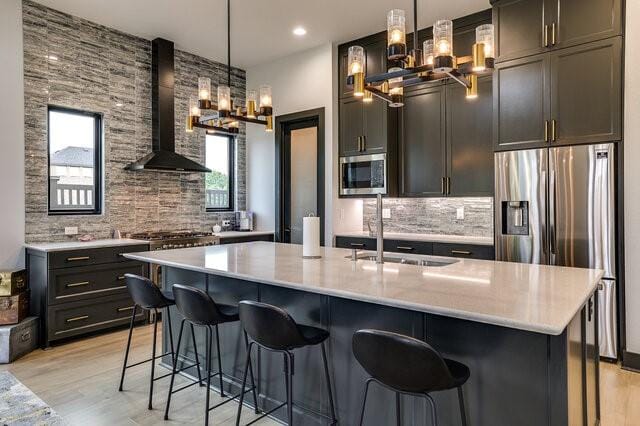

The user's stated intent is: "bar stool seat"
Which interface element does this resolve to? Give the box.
[353,329,470,426]
[298,324,330,346]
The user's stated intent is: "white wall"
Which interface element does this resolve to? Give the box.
[625,0,640,354]
[246,43,361,243]
[0,0,25,269]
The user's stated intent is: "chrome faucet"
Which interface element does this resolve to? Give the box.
[376,193,384,264]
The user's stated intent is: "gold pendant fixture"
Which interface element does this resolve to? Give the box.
[187,0,273,136]
[347,0,495,107]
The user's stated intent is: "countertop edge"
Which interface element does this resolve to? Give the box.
[334,232,494,246]
[25,239,150,252]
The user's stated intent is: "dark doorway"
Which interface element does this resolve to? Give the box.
[275,108,325,245]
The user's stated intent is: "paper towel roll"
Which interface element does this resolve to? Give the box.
[303,216,321,258]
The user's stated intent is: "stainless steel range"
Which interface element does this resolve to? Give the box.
[130,231,220,251]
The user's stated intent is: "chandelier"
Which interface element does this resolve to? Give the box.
[187,0,273,136]
[347,0,495,107]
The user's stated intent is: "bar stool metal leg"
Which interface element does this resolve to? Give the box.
[165,306,175,365]
[164,319,185,420]
[205,325,213,426]
[320,342,337,425]
[396,392,401,426]
[215,324,226,397]
[118,305,138,391]
[284,352,293,426]
[190,323,204,386]
[234,342,253,426]
[457,386,468,426]
[244,332,259,413]
[358,378,374,426]
[148,308,158,409]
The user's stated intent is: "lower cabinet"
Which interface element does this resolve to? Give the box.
[219,233,274,245]
[26,244,149,347]
[432,242,495,260]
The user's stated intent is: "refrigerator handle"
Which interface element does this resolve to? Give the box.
[541,170,548,259]
[549,169,557,260]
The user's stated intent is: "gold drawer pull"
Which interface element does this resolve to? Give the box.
[117,275,126,281]
[66,315,89,323]
[117,306,135,312]
[396,246,414,251]
[66,281,90,288]
[66,256,90,262]
[451,250,472,256]
[350,243,365,248]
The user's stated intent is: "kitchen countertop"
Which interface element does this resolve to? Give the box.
[215,230,274,238]
[335,231,494,246]
[125,242,602,335]
[25,238,148,252]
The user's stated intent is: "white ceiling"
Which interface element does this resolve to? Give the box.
[31,0,490,68]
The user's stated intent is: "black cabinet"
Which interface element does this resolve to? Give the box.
[339,97,392,157]
[383,239,433,256]
[339,98,364,156]
[447,77,494,196]
[219,233,274,245]
[335,236,377,251]
[494,37,622,150]
[399,85,447,197]
[432,243,495,260]
[493,0,622,63]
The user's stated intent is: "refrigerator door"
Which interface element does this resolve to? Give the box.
[598,279,617,359]
[495,149,548,264]
[549,143,616,277]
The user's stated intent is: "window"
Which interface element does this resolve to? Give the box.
[48,106,102,215]
[205,134,234,211]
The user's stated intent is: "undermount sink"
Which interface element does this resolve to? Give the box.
[347,253,459,267]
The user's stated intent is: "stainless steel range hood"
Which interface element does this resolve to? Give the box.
[126,38,210,173]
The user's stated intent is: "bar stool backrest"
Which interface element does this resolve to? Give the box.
[353,329,456,393]
[125,273,169,309]
[238,300,306,350]
[172,284,226,326]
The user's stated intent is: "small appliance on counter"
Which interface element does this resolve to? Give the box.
[235,211,254,231]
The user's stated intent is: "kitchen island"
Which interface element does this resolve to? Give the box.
[126,242,603,426]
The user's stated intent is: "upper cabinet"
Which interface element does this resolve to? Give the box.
[493,0,622,63]
[494,37,622,150]
[339,96,391,157]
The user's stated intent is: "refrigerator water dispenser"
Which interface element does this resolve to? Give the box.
[501,201,529,235]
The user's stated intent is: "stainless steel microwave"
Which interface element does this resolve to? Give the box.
[340,153,387,196]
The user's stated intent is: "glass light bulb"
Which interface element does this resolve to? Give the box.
[423,40,434,65]
[387,9,407,60]
[476,24,495,59]
[347,46,365,76]
[217,85,231,112]
[189,95,200,117]
[198,77,211,101]
[434,20,453,57]
[259,85,272,108]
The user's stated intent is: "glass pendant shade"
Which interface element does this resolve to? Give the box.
[218,85,231,112]
[246,89,257,118]
[423,40,434,66]
[259,85,272,108]
[198,77,211,100]
[189,95,201,117]
[434,20,453,57]
[476,24,495,58]
[387,9,407,60]
[348,46,365,97]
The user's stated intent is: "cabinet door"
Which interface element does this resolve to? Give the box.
[338,48,351,99]
[553,0,622,49]
[447,77,494,196]
[339,98,364,157]
[362,97,388,154]
[399,86,446,197]
[494,54,550,151]
[493,0,546,62]
[550,37,622,145]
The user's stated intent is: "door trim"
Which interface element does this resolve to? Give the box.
[275,108,325,246]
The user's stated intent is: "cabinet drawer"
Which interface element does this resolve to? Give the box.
[335,236,376,251]
[48,261,146,305]
[48,293,144,342]
[432,243,495,260]
[48,244,149,270]
[220,234,274,245]
[383,239,433,255]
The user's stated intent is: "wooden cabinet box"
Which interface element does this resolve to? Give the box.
[0,291,29,325]
[0,316,39,363]
[0,269,27,296]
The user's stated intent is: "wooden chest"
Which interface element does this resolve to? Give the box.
[0,269,27,296]
[0,316,38,363]
[0,291,29,325]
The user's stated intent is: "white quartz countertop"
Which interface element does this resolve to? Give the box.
[25,238,148,252]
[215,231,274,239]
[335,231,494,246]
[125,242,602,335]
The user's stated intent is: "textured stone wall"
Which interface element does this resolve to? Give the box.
[23,1,246,242]
[363,197,494,237]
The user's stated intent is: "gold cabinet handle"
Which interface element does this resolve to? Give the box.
[544,120,549,142]
[66,256,90,262]
[446,177,451,195]
[451,250,472,255]
[350,243,365,248]
[551,119,557,142]
[396,246,415,251]
[361,135,366,152]
[66,281,90,288]
[551,22,556,45]
[441,177,446,195]
[117,275,126,281]
[66,315,89,323]
[117,306,135,313]
[544,24,549,47]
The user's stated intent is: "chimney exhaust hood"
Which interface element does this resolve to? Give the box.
[126,38,211,173]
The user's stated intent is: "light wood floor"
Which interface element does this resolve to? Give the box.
[1,323,639,425]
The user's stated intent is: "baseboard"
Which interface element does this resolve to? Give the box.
[622,350,640,372]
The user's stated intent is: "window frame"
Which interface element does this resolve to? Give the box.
[205,134,235,213]
[47,105,103,216]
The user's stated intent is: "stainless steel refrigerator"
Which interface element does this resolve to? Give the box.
[495,143,617,359]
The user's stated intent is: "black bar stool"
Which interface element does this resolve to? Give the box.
[235,300,337,426]
[118,273,203,410]
[164,284,258,426]
[353,329,470,426]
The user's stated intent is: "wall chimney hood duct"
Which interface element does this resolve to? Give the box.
[126,38,211,173]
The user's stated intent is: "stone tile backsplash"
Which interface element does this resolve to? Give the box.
[23,1,246,242]
[363,197,494,237]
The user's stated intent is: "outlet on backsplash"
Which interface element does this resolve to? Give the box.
[64,226,78,236]
[456,207,465,220]
[382,208,391,219]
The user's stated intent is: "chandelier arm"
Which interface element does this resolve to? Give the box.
[446,71,472,89]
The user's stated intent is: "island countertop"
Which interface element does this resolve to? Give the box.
[125,241,603,335]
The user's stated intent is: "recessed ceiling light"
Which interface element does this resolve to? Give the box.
[293,27,307,36]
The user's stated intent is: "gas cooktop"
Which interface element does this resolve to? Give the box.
[130,230,220,250]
